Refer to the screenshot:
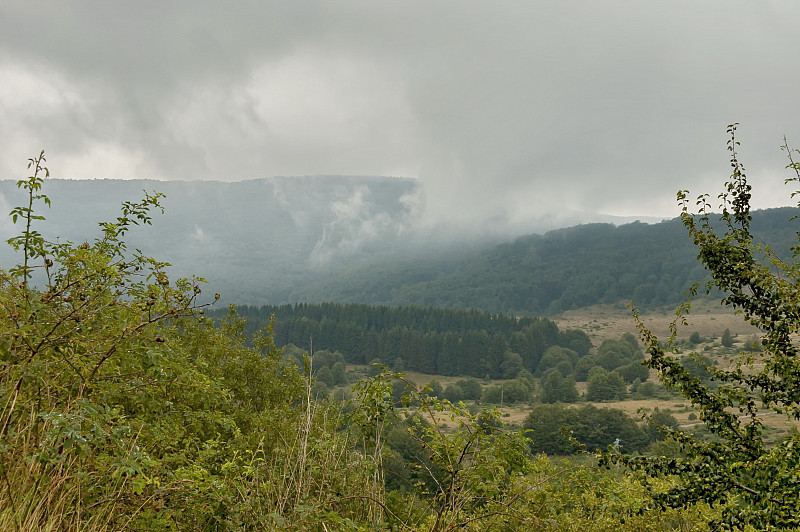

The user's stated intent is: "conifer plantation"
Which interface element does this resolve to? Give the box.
[3,130,800,530]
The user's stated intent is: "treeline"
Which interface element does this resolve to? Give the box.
[523,403,677,455]
[226,302,593,378]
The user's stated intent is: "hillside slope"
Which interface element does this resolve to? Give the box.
[287,208,800,314]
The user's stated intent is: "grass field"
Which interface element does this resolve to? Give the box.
[550,299,760,345]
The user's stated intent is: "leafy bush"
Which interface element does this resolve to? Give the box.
[481,378,532,405]
[586,367,626,401]
[455,377,483,400]
[540,369,579,403]
[0,154,380,529]
[360,369,535,530]
[615,360,650,384]
[524,404,653,455]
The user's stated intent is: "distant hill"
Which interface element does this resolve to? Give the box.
[1,177,797,314]
[287,208,800,314]
[0,176,423,302]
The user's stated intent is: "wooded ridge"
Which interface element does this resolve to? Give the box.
[1,177,796,314]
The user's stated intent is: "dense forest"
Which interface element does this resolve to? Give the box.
[229,303,577,376]
[222,304,650,402]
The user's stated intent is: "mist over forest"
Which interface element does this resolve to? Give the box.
[1,176,795,313]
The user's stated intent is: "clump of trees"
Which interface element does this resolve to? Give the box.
[229,302,595,378]
[239,303,657,406]
[524,403,664,455]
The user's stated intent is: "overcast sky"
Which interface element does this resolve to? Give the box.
[2,1,799,227]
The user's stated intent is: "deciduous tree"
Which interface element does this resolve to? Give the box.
[611,125,800,529]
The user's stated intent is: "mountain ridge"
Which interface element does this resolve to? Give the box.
[1,177,795,313]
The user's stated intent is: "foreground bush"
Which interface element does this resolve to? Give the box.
[611,126,800,529]
[0,153,382,530]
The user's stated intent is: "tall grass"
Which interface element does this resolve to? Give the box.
[0,409,130,531]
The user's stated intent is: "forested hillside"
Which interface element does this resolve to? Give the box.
[288,207,800,314]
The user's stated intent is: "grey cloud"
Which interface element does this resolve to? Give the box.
[1,1,799,229]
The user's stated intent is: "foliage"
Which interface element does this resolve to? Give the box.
[574,354,598,381]
[721,327,734,348]
[615,361,650,384]
[610,125,800,529]
[524,404,655,455]
[536,345,577,377]
[500,351,524,379]
[0,153,382,530]
[0,152,209,528]
[427,378,444,398]
[481,379,533,405]
[454,378,483,401]
[631,380,672,400]
[557,328,594,356]
[595,336,642,371]
[370,369,537,531]
[540,369,579,404]
[229,302,585,378]
[530,458,717,530]
[586,367,627,402]
[442,383,464,402]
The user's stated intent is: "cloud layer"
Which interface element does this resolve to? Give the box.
[2,1,799,229]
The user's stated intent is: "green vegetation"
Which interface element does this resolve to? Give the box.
[0,152,717,531]
[233,302,571,377]
[287,207,800,315]
[10,134,800,530]
[227,304,650,390]
[540,369,579,403]
[524,404,660,455]
[610,125,800,529]
[721,327,734,348]
[0,155,386,530]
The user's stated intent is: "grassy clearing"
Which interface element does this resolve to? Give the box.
[551,299,759,344]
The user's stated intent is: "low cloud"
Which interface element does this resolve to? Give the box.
[1,2,799,227]
[309,186,402,267]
